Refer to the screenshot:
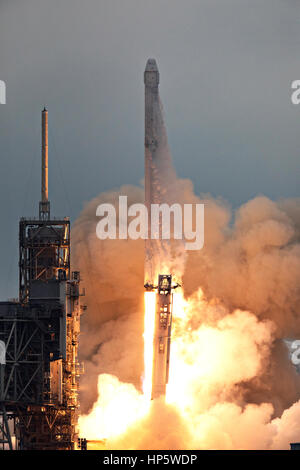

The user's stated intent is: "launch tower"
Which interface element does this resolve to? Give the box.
[0,108,83,449]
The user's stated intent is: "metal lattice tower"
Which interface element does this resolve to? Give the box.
[0,109,83,449]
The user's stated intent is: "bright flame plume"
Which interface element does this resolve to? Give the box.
[143,291,156,400]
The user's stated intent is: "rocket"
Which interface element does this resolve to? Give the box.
[144,58,177,282]
[144,59,178,399]
[144,274,179,399]
[151,274,173,399]
[144,58,160,284]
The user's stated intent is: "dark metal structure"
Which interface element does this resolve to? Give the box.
[144,275,180,400]
[151,274,173,399]
[0,108,83,449]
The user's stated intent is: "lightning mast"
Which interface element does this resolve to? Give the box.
[39,107,50,220]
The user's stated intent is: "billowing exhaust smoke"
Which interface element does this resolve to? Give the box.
[73,60,300,449]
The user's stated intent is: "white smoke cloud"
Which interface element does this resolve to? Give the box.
[73,74,300,449]
[73,184,300,449]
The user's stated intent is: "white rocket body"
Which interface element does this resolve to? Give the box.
[144,60,173,399]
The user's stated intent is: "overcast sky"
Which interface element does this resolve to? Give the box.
[0,0,300,298]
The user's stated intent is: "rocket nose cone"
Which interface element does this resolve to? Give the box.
[145,58,158,72]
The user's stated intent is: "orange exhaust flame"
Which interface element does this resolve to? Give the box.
[143,291,156,401]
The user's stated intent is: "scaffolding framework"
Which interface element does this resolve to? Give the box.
[19,218,70,304]
[0,109,83,450]
[0,267,83,449]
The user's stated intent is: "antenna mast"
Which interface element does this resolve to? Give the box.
[39,107,50,219]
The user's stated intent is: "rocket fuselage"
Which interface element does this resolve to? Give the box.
[151,275,173,399]
[144,59,160,284]
[144,59,173,400]
[144,58,160,207]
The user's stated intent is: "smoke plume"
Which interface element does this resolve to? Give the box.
[72,183,300,449]
[73,81,300,449]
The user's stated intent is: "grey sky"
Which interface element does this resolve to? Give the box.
[0,0,300,298]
